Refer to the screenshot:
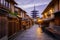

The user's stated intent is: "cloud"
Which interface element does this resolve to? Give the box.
[18,3,49,9]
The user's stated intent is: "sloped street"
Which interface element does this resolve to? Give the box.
[13,24,56,40]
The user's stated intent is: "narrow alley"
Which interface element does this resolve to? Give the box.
[0,0,60,40]
[13,24,56,40]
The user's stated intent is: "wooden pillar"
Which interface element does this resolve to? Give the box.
[59,0,60,10]
[58,0,59,11]
[0,16,8,39]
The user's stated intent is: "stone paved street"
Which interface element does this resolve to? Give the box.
[13,24,56,40]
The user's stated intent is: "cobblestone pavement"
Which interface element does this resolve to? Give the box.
[13,24,57,40]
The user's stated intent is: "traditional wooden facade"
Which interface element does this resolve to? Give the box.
[14,6,22,31]
[7,1,18,39]
[25,15,30,28]
[42,0,60,19]
[21,10,27,30]
[41,0,60,39]
[0,0,10,40]
[24,15,33,28]
[0,0,17,40]
[42,0,60,27]
[0,0,33,40]
[29,17,34,27]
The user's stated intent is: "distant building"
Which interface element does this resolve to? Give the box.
[31,6,39,19]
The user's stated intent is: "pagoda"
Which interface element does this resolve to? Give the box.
[31,6,39,19]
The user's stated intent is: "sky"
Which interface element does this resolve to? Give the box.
[15,0,51,18]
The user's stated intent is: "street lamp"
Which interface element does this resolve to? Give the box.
[38,19,42,22]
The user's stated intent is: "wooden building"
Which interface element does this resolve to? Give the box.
[24,15,33,28]
[41,0,60,39]
[42,0,60,18]
[0,0,33,40]
[6,0,17,38]
[0,0,11,40]
[14,6,22,31]
[42,0,60,28]
[21,10,28,30]
[0,0,17,40]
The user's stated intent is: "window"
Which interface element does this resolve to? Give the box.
[49,8,54,14]
[1,0,4,4]
[9,3,10,8]
[3,0,6,6]
[5,1,9,8]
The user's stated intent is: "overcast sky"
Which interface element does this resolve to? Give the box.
[15,0,51,18]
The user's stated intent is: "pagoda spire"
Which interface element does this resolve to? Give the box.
[34,4,35,11]
[31,5,39,19]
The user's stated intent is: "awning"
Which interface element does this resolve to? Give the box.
[42,17,54,22]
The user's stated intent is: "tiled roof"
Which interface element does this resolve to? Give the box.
[5,0,17,4]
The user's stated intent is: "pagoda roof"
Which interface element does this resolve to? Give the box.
[31,10,38,12]
[31,13,38,14]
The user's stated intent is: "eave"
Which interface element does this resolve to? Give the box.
[5,0,17,5]
[42,0,56,15]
